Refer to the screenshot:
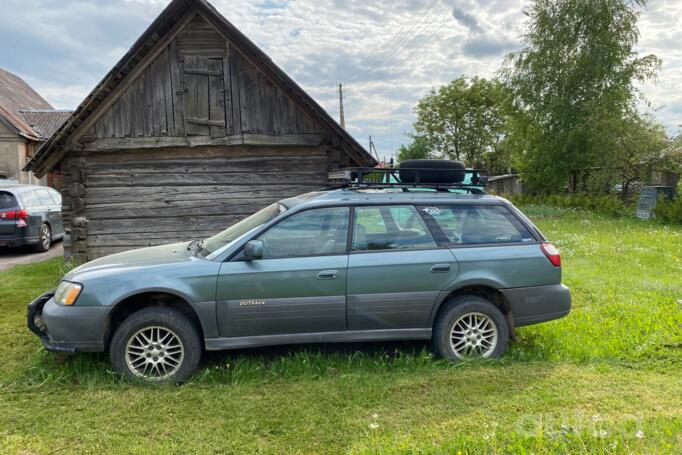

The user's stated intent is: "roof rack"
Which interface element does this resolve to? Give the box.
[328,167,489,193]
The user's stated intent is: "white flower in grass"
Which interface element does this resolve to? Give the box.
[369,423,380,430]
[594,429,608,438]
[635,430,644,439]
[371,413,378,419]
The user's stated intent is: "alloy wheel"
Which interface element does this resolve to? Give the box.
[449,312,498,359]
[40,225,51,250]
[125,326,185,381]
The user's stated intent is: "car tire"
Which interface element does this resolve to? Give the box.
[432,296,509,361]
[34,223,51,252]
[110,307,202,384]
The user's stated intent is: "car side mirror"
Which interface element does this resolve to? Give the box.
[244,240,264,260]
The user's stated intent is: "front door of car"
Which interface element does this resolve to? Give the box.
[346,205,459,330]
[216,206,350,337]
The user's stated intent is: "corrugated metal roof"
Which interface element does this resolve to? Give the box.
[20,109,73,140]
[0,69,53,140]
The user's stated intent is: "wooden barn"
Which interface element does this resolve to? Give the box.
[25,0,375,263]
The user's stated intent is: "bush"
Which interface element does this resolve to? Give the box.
[510,193,631,218]
[654,196,682,224]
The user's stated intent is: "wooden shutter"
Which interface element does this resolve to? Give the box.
[182,56,228,137]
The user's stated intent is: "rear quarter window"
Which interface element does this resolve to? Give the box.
[420,204,535,246]
[49,189,62,205]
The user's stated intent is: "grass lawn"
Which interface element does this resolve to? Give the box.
[0,206,680,454]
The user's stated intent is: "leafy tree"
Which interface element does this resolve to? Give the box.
[502,0,660,192]
[396,135,433,162]
[589,111,674,199]
[413,77,511,173]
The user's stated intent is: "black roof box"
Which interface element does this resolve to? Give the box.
[398,159,466,184]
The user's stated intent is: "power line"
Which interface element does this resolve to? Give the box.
[376,1,453,79]
[365,0,435,61]
[347,0,447,85]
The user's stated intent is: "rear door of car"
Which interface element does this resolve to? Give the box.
[0,191,18,236]
[346,205,459,330]
[418,203,559,288]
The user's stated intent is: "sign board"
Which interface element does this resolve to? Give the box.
[636,186,674,219]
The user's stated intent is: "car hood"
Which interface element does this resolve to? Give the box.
[65,242,197,279]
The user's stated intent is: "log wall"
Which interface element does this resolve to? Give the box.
[63,145,330,260]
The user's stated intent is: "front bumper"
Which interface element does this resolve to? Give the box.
[27,291,107,353]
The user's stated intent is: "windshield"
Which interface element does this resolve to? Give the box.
[199,203,286,256]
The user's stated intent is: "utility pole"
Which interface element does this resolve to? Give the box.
[338,83,345,129]
[368,136,379,162]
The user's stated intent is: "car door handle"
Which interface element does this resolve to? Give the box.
[316,270,338,280]
[430,264,451,273]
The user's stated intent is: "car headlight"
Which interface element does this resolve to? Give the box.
[54,281,83,306]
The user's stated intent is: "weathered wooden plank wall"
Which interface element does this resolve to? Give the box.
[91,15,322,141]
[72,146,328,258]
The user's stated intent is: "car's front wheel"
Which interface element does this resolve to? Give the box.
[432,296,509,361]
[110,307,202,384]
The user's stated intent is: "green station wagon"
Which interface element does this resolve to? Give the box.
[28,163,571,383]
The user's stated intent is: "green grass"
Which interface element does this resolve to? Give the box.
[1,206,681,454]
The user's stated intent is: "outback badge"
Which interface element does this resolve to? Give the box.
[239,299,266,306]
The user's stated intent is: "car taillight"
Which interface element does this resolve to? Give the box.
[0,209,28,225]
[540,242,561,267]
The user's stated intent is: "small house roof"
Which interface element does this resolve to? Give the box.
[25,0,376,176]
[20,110,73,140]
[0,69,54,141]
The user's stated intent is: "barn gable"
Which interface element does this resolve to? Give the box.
[26,0,373,176]
[89,15,324,142]
[22,0,374,263]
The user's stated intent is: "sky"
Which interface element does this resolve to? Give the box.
[1,0,681,160]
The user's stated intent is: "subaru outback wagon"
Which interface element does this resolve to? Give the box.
[28,163,570,383]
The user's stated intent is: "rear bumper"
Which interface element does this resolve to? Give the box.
[501,284,571,327]
[0,235,39,248]
[27,291,107,353]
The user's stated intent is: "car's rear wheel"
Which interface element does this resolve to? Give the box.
[34,223,51,252]
[432,296,509,361]
[110,307,201,384]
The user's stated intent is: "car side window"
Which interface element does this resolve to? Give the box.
[48,189,62,206]
[352,205,437,251]
[36,189,55,206]
[20,190,41,209]
[258,207,349,258]
[421,205,534,245]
